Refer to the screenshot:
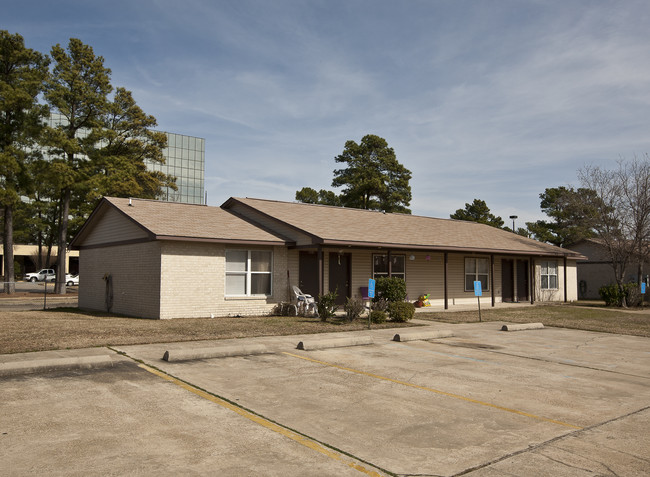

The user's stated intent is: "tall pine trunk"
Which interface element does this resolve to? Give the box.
[54,187,70,295]
[37,207,43,269]
[3,204,15,294]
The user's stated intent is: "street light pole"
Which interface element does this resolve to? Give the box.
[509,215,518,232]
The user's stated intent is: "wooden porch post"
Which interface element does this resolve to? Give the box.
[444,252,449,310]
[490,254,495,307]
[317,245,324,296]
[564,255,569,303]
[387,250,392,277]
[530,258,535,304]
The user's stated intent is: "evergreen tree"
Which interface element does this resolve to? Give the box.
[295,187,342,206]
[332,134,412,213]
[77,87,175,229]
[525,186,598,247]
[44,38,112,294]
[296,135,412,213]
[450,199,504,228]
[0,31,49,293]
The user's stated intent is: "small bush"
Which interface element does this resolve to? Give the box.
[625,284,642,307]
[375,277,407,303]
[343,298,365,321]
[599,284,622,306]
[599,282,643,307]
[371,297,388,312]
[271,302,297,316]
[388,301,415,322]
[317,290,338,321]
[369,310,387,323]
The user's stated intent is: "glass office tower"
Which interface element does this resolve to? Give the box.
[46,114,205,205]
[147,133,205,205]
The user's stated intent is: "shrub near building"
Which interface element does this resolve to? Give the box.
[374,277,415,322]
[599,283,643,307]
[388,301,416,322]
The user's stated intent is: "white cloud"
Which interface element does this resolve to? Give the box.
[6,0,650,223]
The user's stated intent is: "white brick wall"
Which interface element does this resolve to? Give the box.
[79,240,578,319]
[79,242,161,318]
[80,241,291,319]
[158,242,289,319]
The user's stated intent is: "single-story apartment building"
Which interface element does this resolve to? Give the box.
[70,197,585,319]
[569,238,647,299]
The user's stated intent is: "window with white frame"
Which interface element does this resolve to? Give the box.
[373,254,405,281]
[225,250,272,296]
[465,257,490,292]
[540,261,558,289]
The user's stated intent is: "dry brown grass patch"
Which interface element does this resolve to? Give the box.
[417,304,650,337]
[0,308,416,354]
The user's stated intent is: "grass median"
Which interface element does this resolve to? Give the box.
[1,302,648,354]
[416,303,650,337]
[0,308,416,354]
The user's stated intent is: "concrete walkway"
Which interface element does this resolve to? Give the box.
[0,318,452,376]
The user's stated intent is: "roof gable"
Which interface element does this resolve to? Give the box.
[71,197,289,248]
[75,203,151,247]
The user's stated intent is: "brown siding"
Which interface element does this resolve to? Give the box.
[577,263,616,299]
[350,250,372,300]
[405,252,445,303]
[571,241,611,262]
[81,207,149,246]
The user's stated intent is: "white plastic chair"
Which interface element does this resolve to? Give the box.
[292,286,318,317]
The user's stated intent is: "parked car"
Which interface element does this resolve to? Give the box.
[24,269,56,282]
[65,274,79,286]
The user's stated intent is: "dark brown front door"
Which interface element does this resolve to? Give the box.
[502,259,514,303]
[516,260,529,302]
[299,251,319,298]
[329,252,351,305]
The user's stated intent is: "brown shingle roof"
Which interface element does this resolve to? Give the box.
[225,197,584,258]
[73,197,288,246]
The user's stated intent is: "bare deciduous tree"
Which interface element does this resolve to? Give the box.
[579,154,650,305]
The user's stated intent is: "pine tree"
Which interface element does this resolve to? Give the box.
[0,31,49,293]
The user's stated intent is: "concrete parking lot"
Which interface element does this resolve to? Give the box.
[2,322,649,476]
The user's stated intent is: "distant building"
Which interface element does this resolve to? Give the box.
[150,132,205,205]
[569,238,648,299]
[46,113,206,205]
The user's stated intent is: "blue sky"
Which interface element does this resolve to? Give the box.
[5,0,650,225]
